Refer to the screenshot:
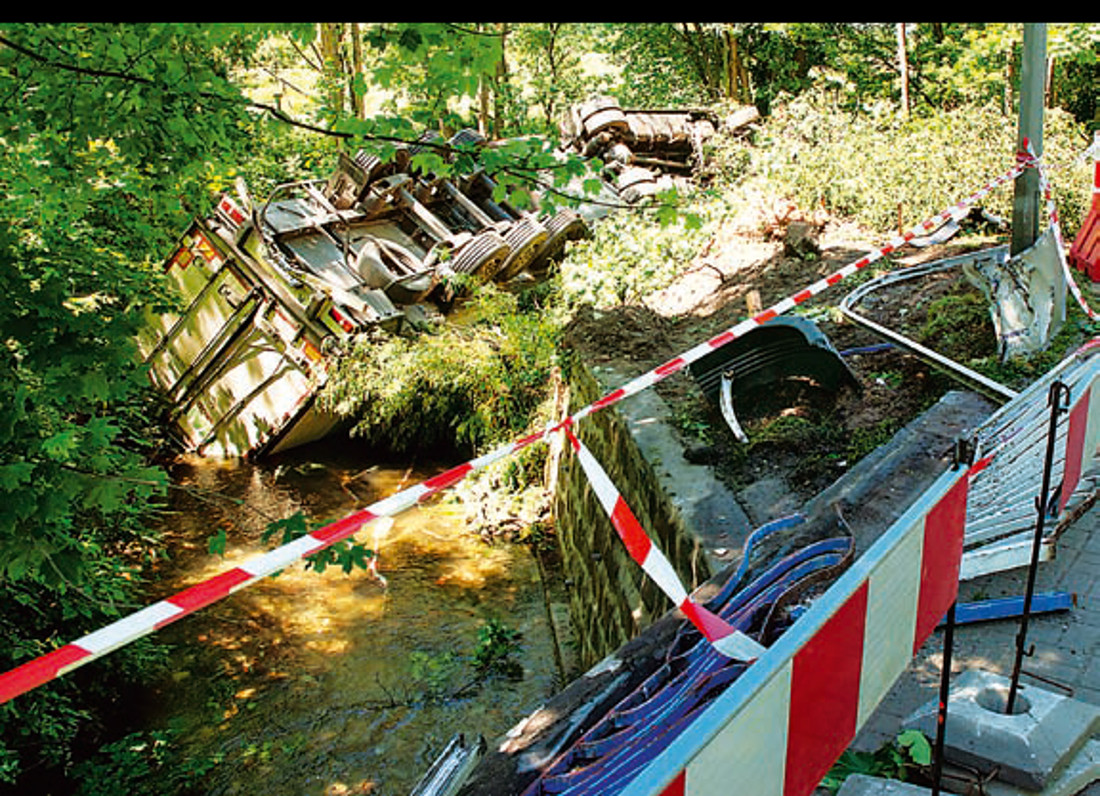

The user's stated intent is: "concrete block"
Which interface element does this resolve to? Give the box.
[903,669,1100,791]
[837,773,933,796]
[977,738,1100,795]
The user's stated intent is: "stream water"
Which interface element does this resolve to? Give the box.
[133,440,564,796]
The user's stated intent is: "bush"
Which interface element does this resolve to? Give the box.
[556,198,713,309]
[737,89,1093,237]
[319,283,565,457]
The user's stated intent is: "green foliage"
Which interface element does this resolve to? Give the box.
[969,303,1100,390]
[747,86,1092,236]
[509,24,606,133]
[2,21,1095,793]
[846,419,903,462]
[408,650,464,699]
[557,203,711,309]
[606,24,729,105]
[742,24,836,114]
[919,292,998,363]
[820,729,932,792]
[320,283,564,457]
[258,510,375,575]
[364,23,502,127]
[71,728,223,796]
[472,618,524,679]
[0,22,276,787]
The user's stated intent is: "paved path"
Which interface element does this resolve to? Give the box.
[849,494,1100,791]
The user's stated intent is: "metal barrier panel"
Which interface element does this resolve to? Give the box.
[616,465,971,796]
[1060,369,1100,512]
[961,341,1100,578]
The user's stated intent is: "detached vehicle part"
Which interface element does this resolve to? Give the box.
[963,228,1067,361]
[688,316,861,442]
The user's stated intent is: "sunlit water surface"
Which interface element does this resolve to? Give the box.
[138,443,560,796]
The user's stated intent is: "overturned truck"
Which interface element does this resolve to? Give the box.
[137,98,751,460]
[138,131,592,459]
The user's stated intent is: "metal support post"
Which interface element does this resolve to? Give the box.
[1012,23,1047,257]
[931,438,974,796]
[931,600,957,796]
[1006,380,1070,714]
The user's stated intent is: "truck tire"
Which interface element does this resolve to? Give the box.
[616,167,659,204]
[451,229,511,279]
[526,209,590,276]
[578,96,629,139]
[494,216,550,282]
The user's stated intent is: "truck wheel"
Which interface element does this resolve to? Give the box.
[451,229,511,279]
[526,209,590,276]
[616,167,658,204]
[494,216,550,282]
[578,96,629,138]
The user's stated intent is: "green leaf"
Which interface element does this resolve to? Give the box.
[897,729,932,766]
[261,511,309,544]
[41,429,82,461]
[80,477,127,514]
[207,528,227,558]
[0,462,35,491]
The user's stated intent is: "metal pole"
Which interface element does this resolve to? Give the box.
[931,439,977,795]
[1006,380,1070,714]
[1012,23,1047,257]
[931,600,957,796]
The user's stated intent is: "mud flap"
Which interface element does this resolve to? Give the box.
[688,316,862,440]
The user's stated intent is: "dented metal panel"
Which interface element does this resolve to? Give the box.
[139,218,342,458]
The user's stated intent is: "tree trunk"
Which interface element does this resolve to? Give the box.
[1004,41,1016,116]
[897,23,910,117]
[542,23,562,129]
[349,22,364,119]
[724,25,750,103]
[477,23,491,137]
[318,23,347,116]
[494,23,509,138]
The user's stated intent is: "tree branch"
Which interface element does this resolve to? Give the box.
[0,32,671,218]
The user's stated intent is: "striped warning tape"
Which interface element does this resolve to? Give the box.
[0,152,1039,706]
[1024,139,1099,321]
[563,422,765,661]
[571,158,1027,423]
[0,441,532,705]
[521,535,855,795]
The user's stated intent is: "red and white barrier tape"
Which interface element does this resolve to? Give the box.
[1023,139,1099,320]
[563,422,765,661]
[0,153,1039,706]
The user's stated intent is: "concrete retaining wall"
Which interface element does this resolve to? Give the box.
[550,361,751,669]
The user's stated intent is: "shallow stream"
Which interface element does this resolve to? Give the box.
[134,441,564,796]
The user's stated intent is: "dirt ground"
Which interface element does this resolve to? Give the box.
[560,198,1004,510]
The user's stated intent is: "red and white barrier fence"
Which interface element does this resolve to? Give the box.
[1067,132,1100,282]
[0,147,1092,710]
[960,338,1100,578]
[617,462,975,796]
[1059,343,1100,512]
